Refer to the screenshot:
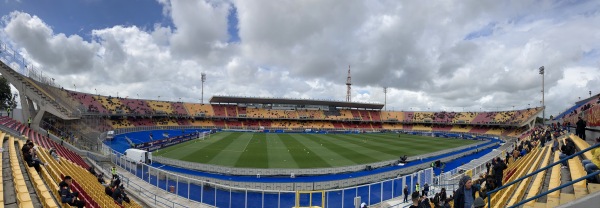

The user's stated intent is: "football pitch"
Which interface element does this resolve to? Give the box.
[153,132,479,169]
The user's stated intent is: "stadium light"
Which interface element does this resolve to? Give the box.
[383,87,388,111]
[539,66,545,124]
[201,73,207,104]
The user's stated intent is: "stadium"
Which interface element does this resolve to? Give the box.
[1,1,600,208]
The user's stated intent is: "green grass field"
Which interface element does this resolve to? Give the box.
[153,132,478,169]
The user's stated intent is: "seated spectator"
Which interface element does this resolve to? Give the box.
[582,137,600,182]
[105,184,114,196]
[112,185,130,204]
[59,176,85,208]
[97,172,106,185]
[49,147,60,163]
[24,147,46,173]
[559,138,576,168]
[111,176,121,188]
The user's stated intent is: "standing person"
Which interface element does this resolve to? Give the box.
[27,117,31,128]
[409,192,421,208]
[403,185,409,203]
[59,176,85,208]
[576,117,587,140]
[415,183,420,195]
[422,183,429,197]
[439,187,447,206]
[453,176,479,208]
[493,157,507,187]
[111,166,118,179]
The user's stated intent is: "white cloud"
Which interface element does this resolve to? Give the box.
[1,0,600,118]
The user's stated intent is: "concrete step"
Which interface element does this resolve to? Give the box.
[559,193,575,205]
[589,183,600,194]
[534,202,546,208]
[546,196,559,207]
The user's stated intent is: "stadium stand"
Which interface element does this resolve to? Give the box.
[184,103,214,116]
[1,117,144,208]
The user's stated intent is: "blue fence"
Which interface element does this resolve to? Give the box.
[110,149,433,208]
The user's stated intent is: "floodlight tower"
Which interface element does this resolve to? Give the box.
[383,87,388,111]
[539,66,545,123]
[201,73,206,104]
[346,65,352,102]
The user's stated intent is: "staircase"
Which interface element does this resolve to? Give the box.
[0,60,79,120]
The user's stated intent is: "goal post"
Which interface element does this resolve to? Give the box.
[295,190,325,208]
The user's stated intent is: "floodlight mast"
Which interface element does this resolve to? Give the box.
[383,87,388,111]
[539,66,545,124]
[346,65,351,102]
[201,73,206,104]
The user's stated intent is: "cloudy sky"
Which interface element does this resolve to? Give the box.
[1,0,599,117]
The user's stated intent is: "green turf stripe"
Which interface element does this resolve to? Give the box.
[207,133,257,166]
[277,134,330,168]
[310,134,398,161]
[180,132,244,163]
[300,134,379,166]
[361,134,478,151]
[339,134,447,153]
[266,134,298,168]
[153,132,233,159]
[341,134,473,154]
[235,133,269,168]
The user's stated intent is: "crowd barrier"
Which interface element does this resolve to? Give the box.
[107,147,434,208]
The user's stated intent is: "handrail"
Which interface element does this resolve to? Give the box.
[510,171,600,208]
[486,142,600,208]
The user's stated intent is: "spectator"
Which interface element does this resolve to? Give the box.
[24,147,45,173]
[97,172,106,185]
[111,176,121,188]
[582,137,600,182]
[480,175,496,199]
[492,157,507,187]
[559,138,576,168]
[112,185,130,204]
[576,117,587,140]
[403,185,409,203]
[473,197,486,208]
[59,176,85,208]
[49,147,60,163]
[88,166,97,176]
[439,187,447,205]
[454,175,479,208]
[105,184,114,196]
[422,183,429,197]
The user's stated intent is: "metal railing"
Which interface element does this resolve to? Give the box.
[486,142,600,208]
[104,146,435,207]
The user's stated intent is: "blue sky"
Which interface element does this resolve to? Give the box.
[0,0,239,42]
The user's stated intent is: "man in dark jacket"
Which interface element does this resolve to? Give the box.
[403,185,409,203]
[422,183,429,197]
[492,157,507,187]
[576,117,586,140]
[559,138,577,168]
[112,185,130,204]
[454,175,479,208]
[59,176,85,208]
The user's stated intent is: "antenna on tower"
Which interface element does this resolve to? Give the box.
[346,65,352,102]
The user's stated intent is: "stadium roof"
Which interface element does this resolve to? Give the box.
[209,96,384,109]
